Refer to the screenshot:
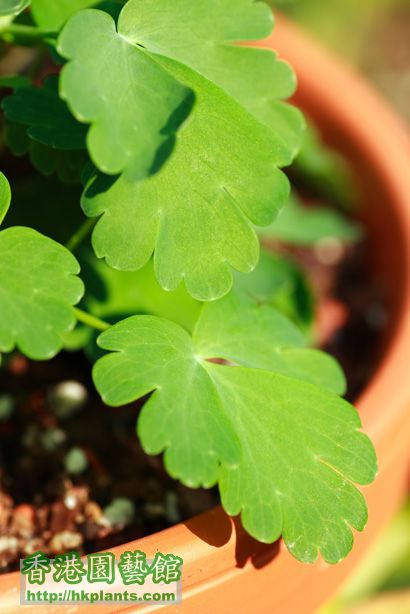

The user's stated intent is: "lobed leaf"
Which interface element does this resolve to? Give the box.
[233,249,314,331]
[2,76,87,150]
[82,58,290,300]
[61,0,304,299]
[4,122,88,183]
[0,227,84,359]
[93,305,376,563]
[193,290,345,395]
[119,0,303,157]
[58,8,193,179]
[95,316,241,489]
[214,366,375,562]
[29,142,88,183]
[2,76,89,182]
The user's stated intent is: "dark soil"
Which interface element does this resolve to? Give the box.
[282,240,388,401]
[0,355,217,573]
[0,239,387,573]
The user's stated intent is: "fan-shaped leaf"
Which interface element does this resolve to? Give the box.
[2,76,87,150]
[120,0,302,156]
[93,305,376,563]
[0,227,84,359]
[58,8,193,179]
[82,58,290,300]
[61,0,304,299]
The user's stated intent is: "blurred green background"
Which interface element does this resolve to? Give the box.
[271,0,410,123]
[270,1,410,613]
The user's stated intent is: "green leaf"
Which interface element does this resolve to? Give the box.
[0,227,84,359]
[93,310,376,563]
[213,367,375,562]
[30,141,88,182]
[31,0,99,29]
[58,8,193,179]
[193,291,345,395]
[0,75,31,89]
[292,123,357,210]
[4,122,88,183]
[259,193,361,245]
[63,248,202,355]
[57,0,303,180]
[233,249,314,331]
[95,316,241,489]
[0,172,11,226]
[79,249,201,332]
[119,0,303,157]
[3,122,28,157]
[0,0,30,17]
[2,76,88,182]
[30,0,126,30]
[65,1,303,299]
[82,57,290,301]
[2,76,87,150]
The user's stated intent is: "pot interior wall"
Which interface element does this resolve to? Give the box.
[292,76,410,363]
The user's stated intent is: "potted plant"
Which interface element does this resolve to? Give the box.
[0,1,409,612]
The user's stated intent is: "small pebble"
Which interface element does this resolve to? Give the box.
[49,531,83,554]
[64,494,77,511]
[12,504,35,539]
[48,381,87,418]
[85,501,103,523]
[0,536,18,570]
[63,486,89,512]
[23,538,46,556]
[314,237,345,265]
[104,498,135,529]
[65,448,88,475]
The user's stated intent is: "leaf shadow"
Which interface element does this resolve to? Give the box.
[149,90,196,176]
[183,507,280,569]
[232,516,281,569]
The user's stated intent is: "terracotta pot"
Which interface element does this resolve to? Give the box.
[2,15,410,614]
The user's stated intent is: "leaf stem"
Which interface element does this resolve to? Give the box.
[74,308,110,332]
[65,218,96,253]
[0,24,56,46]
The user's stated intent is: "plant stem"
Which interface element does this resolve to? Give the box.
[0,24,56,46]
[65,218,96,253]
[74,308,110,332]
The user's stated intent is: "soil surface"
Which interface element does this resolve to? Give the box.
[0,239,387,573]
